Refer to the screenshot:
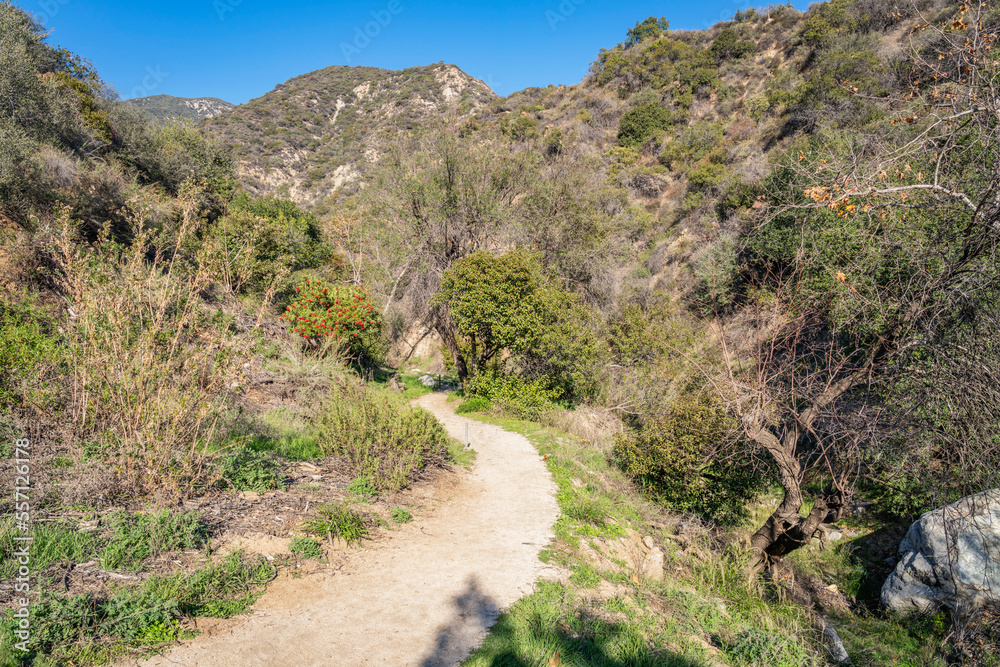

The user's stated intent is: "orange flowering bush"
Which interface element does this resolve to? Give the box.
[280,279,383,359]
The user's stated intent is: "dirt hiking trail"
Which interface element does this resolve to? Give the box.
[138,392,559,667]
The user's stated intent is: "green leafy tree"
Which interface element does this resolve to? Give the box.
[434,251,544,382]
[625,16,670,48]
[717,7,1000,573]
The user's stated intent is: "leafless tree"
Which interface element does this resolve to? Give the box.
[711,2,1000,574]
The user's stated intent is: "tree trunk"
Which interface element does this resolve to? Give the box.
[432,306,468,386]
[744,418,848,574]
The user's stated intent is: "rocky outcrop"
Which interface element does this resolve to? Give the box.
[881,488,1000,615]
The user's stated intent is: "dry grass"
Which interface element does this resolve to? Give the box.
[45,185,277,498]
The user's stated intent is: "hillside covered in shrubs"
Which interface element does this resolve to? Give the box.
[2,0,1000,663]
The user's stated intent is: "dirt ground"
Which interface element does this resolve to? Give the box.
[132,392,560,667]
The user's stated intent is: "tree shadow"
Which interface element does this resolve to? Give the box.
[420,576,705,667]
[420,575,501,667]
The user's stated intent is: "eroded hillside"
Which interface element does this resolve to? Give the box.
[203,62,496,211]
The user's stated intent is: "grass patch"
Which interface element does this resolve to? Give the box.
[101,510,208,571]
[245,433,323,461]
[289,536,324,560]
[0,510,207,580]
[302,502,368,546]
[346,476,378,499]
[464,580,703,666]
[461,412,824,667]
[0,551,274,666]
[0,520,100,580]
[214,447,286,492]
[391,507,413,523]
[455,396,491,414]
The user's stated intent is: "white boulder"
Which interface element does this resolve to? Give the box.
[881,488,1000,616]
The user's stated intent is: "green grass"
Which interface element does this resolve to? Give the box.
[391,507,413,523]
[245,433,323,461]
[0,510,206,579]
[783,518,949,666]
[302,502,369,546]
[100,510,208,571]
[455,396,491,414]
[346,476,378,499]
[0,551,274,666]
[289,536,324,560]
[464,580,706,666]
[461,413,824,667]
[0,521,100,580]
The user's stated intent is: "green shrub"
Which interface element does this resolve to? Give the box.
[205,194,335,293]
[302,502,368,545]
[710,27,755,61]
[456,396,491,414]
[0,296,63,404]
[0,551,274,662]
[101,510,208,571]
[617,102,678,149]
[465,369,561,420]
[227,193,332,269]
[289,536,324,560]
[745,93,770,121]
[686,162,727,191]
[391,507,413,523]
[613,394,766,524]
[215,447,285,493]
[315,381,452,491]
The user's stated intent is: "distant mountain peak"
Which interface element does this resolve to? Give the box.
[205,62,497,210]
[124,95,235,123]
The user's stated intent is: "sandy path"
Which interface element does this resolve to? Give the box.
[138,392,559,667]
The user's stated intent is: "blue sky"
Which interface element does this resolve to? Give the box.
[24,0,811,103]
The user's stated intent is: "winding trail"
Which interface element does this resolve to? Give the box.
[139,392,559,667]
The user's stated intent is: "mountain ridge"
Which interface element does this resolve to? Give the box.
[201,61,497,212]
[124,94,234,122]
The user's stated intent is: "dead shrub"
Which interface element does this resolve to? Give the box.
[45,183,274,497]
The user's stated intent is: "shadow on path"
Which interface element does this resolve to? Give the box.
[420,577,706,667]
[420,575,501,667]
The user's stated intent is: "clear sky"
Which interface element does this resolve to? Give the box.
[22,0,811,103]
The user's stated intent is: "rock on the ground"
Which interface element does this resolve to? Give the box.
[418,374,437,388]
[881,488,1000,615]
[642,548,665,582]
